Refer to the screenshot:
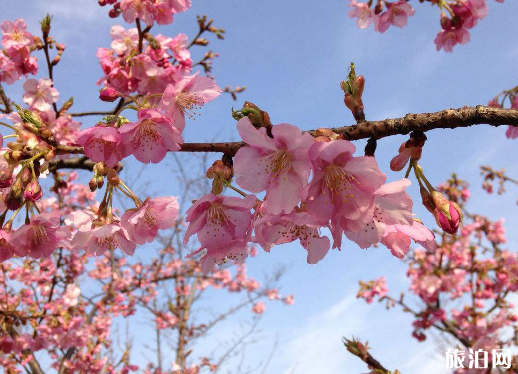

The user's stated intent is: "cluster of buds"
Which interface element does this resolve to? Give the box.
[16,107,57,144]
[89,162,121,193]
[341,62,365,122]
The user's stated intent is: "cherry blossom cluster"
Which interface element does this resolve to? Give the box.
[347,0,504,52]
[97,23,193,96]
[0,19,39,84]
[182,97,440,273]
[356,175,518,371]
[0,172,293,373]
[79,73,220,165]
[97,0,191,26]
[97,10,224,98]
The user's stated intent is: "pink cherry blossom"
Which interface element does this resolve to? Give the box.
[0,230,14,262]
[434,27,470,52]
[1,19,33,49]
[0,54,22,84]
[10,212,69,259]
[166,0,192,13]
[121,196,179,244]
[50,115,81,146]
[120,0,156,26]
[234,118,314,215]
[6,45,38,76]
[348,0,375,29]
[382,220,435,258]
[251,301,266,314]
[506,126,518,139]
[158,72,221,132]
[254,210,330,264]
[184,193,255,250]
[76,125,125,167]
[62,284,81,307]
[110,25,138,56]
[357,277,388,303]
[452,0,488,29]
[306,139,386,225]
[71,222,136,256]
[375,1,415,33]
[154,2,174,25]
[119,108,183,163]
[168,33,191,63]
[187,239,250,274]
[344,179,414,249]
[22,78,59,112]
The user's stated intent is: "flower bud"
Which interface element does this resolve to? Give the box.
[24,180,43,202]
[20,168,32,184]
[108,8,121,18]
[40,14,52,36]
[5,191,23,211]
[44,148,56,161]
[206,160,232,181]
[107,169,120,186]
[96,175,104,189]
[431,191,462,234]
[440,13,452,30]
[89,177,98,192]
[93,162,108,176]
[341,64,365,122]
[99,87,120,102]
[420,185,435,214]
[7,142,23,151]
[0,165,13,188]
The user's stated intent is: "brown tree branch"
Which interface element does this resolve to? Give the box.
[49,156,95,171]
[53,106,518,165]
[0,82,12,113]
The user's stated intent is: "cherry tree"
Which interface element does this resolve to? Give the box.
[0,0,516,373]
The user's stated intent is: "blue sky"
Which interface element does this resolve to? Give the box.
[2,0,518,372]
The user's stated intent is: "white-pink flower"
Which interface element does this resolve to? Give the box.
[348,0,375,29]
[434,27,470,52]
[62,284,81,307]
[382,220,436,258]
[306,139,386,225]
[121,196,179,244]
[71,223,136,256]
[158,72,221,132]
[254,210,330,264]
[234,118,315,215]
[1,19,33,49]
[110,25,138,56]
[344,179,414,249]
[120,0,156,26]
[375,1,415,33]
[119,108,183,164]
[23,78,59,112]
[10,212,69,259]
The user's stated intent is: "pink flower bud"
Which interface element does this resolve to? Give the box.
[0,169,13,188]
[431,191,462,234]
[99,87,120,102]
[24,180,43,202]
